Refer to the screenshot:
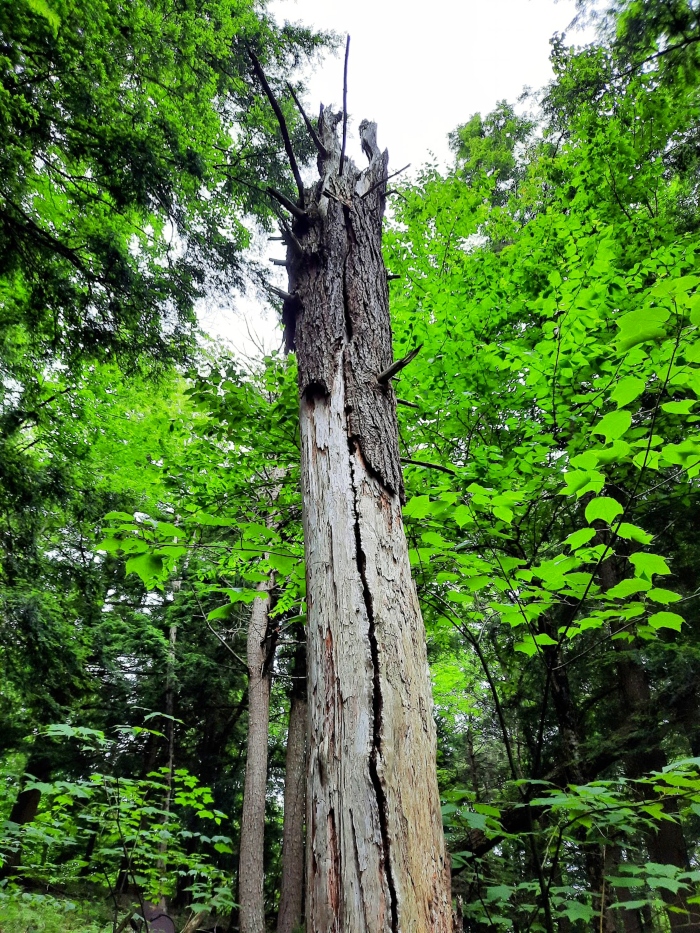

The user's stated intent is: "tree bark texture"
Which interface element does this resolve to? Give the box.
[239,575,276,933]
[282,111,451,932]
[277,638,308,933]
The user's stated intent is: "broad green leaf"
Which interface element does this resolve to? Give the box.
[629,553,671,579]
[585,496,624,524]
[616,522,653,545]
[605,578,650,599]
[125,553,164,586]
[662,400,696,414]
[592,411,632,442]
[616,307,669,350]
[493,505,513,523]
[610,376,645,409]
[648,611,683,632]
[564,528,597,550]
[647,588,682,604]
[514,637,538,657]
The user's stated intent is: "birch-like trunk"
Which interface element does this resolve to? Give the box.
[281,111,451,932]
[238,575,276,933]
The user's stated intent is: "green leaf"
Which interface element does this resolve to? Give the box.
[616,523,653,545]
[616,307,669,350]
[605,578,650,599]
[648,611,683,632]
[514,636,538,657]
[493,505,514,523]
[405,496,432,519]
[662,400,696,414]
[592,411,632,442]
[564,528,597,550]
[27,0,61,33]
[125,553,164,586]
[610,377,646,409]
[629,553,671,580]
[647,588,682,604]
[585,496,624,524]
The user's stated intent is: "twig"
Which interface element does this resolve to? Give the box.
[396,398,420,409]
[249,50,305,207]
[401,458,456,476]
[377,343,423,383]
[387,273,401,281]
[286,82,328,158]
[361,163,411,199]
[339,36,350,175]
[269,258,288,267]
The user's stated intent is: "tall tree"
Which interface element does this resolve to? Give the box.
[276,107,452,929]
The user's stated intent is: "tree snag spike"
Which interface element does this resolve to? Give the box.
[249,49,306,207]
[286,81,329,158]
[267,187,307,221]
[268,285,294,302]
[377,343,423,384]
[361,163,411,199]
[269,258,289,267]
[284,107,452,932]
[339,35,350,176]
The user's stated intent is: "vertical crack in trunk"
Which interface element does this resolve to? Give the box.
[348,439,399,933]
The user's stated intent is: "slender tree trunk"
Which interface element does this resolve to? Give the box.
[156,622,177,910]
[277,635,308,933]
[284,111,451,932]
[239,574,276,933]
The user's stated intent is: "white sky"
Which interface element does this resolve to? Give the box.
[199,0,586,355]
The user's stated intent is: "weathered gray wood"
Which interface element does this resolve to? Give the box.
[285,110,451,933]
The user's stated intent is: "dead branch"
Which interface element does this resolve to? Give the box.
[286,82,328,158]
[249,50,305,207]
[377,344,423,384]
[339,36,350,176]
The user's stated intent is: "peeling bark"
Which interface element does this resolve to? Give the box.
[284,111,451,932]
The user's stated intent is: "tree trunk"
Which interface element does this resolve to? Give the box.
[284,111,451,932]
[277,635,308,933]
[239,575,276,933]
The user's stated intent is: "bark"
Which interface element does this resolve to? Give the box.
[239,574,277,933]
[284,111,451,932]
[277,636,308,933]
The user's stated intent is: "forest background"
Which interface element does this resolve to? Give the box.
[2,0,700,931]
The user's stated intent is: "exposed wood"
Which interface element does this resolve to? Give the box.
[284,109,451,932]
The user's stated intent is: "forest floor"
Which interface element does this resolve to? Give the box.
[0,896,112,933]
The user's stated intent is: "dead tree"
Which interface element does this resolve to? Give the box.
[253,51,452,931]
